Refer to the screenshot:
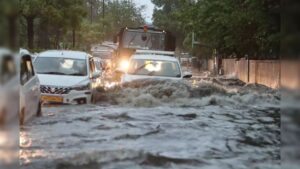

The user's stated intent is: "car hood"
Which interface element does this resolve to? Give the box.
[38,74,89,87]
[122,74,182,83]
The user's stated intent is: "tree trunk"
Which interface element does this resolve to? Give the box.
[38,19,49,49]
[72,28,76,48]
[26,17,34,49]
[55,28,60,49]
[8,16,17,49]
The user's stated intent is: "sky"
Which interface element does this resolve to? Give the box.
[133,0,155,23]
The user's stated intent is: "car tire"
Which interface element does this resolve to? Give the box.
[20,108,25,126]
[37,102,42,117]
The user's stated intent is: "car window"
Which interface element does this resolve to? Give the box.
[89,58,96,74]
[26,56,35,77]
[20,55,34,85]
[0,55,16,84]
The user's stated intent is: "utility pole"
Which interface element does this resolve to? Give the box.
[102,0,105,19]
[192,32,200,49]
[90,0,93,24]
[102,0,105,29]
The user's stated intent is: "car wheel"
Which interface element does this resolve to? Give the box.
[37,102,42,117]
[19,108,25,126]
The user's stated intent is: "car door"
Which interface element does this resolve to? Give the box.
[0,55,18,124]
[20,55,40,121]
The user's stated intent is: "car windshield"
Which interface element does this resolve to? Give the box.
[34,57,87,76]
[128,59,181,78]
[122,30,165,50]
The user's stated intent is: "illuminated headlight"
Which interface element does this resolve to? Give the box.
[72,84,90,91]
[119,60,129,71]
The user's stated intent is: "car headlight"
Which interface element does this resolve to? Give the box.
[119,60,129,71]
[72,84,90,91]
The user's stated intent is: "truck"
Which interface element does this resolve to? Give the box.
[112,25,176,70]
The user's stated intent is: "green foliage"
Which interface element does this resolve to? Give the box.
[152,0,280,59]
[1,0,145,50]
[76,0,145,49]
[152,0,192,48]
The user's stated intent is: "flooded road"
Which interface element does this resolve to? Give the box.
[20,78,280,169]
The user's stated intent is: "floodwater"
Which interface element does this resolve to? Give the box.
[20,77,280,169]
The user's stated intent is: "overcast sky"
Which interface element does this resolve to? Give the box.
[133,0,155,23]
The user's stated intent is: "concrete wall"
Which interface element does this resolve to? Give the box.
[236,59,249,83]
[204,57,300,89]
[281,61,300,89]
[222,58,282,89]
[208,59,215,72]
[223,59,236,76]
[254,60,280,89]
[222,58,249,82]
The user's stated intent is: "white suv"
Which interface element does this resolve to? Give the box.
[34,50,102,104]
[119,53,192,84]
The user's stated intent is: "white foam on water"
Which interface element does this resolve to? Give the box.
[101,79,279,108]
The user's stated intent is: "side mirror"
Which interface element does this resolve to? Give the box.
[183,72,192,78]
[91,72,101,79]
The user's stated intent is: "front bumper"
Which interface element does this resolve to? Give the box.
[41,90,92,105]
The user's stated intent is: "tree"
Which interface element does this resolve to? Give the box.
[0,0,20,49]
[78,0,145,49]
[3,0,145,50]
[152,0,192,49]
[21,0,44,49]
[152,0,280,59]
[65,0,86,48]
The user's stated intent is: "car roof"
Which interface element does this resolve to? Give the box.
[38,50,90,59]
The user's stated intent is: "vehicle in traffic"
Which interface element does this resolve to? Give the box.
[113,25,176,71]
[118,52,192,84]
[34,50,102,104]
[91,42,117,70]
[19,49,41,125]
[0,49,19,126]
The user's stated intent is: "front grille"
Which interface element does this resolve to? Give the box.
[41,85,72,95]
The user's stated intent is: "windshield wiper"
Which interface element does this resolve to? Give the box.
[68,73,85,76]
[147,71,156,76]
[38,72,67,75]
[132,63,151,74]
[127,34,137,48]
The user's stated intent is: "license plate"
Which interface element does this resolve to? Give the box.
[41,96,63,103]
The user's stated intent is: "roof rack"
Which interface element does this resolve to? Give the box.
[135,50,175,57]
